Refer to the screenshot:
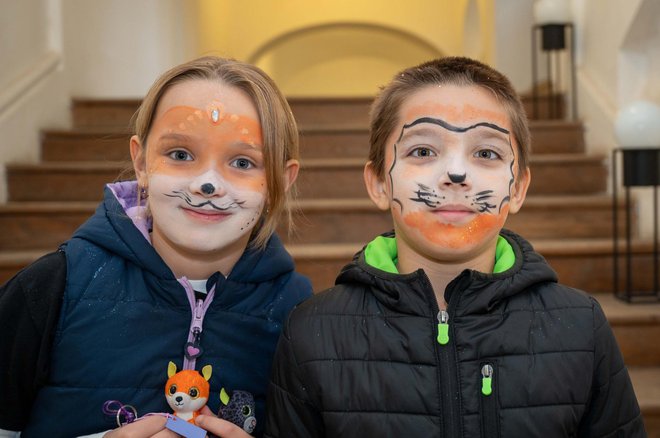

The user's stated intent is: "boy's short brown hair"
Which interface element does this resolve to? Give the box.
[131,56,299,249]
[369,57,530,179]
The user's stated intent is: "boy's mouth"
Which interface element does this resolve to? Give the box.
[431,204,476,222]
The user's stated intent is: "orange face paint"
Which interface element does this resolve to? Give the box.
[146,104,265,192]
[383,84,520,261]
[401,205,509,249]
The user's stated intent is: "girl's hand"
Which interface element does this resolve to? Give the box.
[102,416,178,438]
[195,406,253,438]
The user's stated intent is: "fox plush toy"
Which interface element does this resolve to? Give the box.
[165,361,212,423]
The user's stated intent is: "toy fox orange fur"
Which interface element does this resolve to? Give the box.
[165,361,212,423]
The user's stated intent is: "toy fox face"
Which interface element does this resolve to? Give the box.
[165,361,212,422]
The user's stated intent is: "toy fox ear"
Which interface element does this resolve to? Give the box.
[168,361,177,378]
[202,365,212,381]
[220,387,230,406]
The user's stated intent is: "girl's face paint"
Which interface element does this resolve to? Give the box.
[134,79,267,261]
[382,84,527,262]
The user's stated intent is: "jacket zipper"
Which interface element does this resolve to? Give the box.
[422,274,460,437]
[437,310,450,345]
[480,362,499,438]
[181,279,216,370]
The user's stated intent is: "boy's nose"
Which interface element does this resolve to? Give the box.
[441,170,470,188]
[448,172,466,184]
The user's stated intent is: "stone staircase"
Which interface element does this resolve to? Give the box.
[2,96,660,435]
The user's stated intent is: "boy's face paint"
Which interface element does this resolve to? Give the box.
[136,79,267,259]
[383,84,525,262]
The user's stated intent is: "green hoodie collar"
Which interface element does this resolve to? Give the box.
[363,235,515,274]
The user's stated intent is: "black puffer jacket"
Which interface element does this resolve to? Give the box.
[265,230,645,437]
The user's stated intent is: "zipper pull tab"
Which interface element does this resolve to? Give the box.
[436,310,449,345]
[184,327,204,359]
[481,364,493,396]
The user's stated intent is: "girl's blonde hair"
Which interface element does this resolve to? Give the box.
[131,56,299,249]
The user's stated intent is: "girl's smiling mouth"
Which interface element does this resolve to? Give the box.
[181,207,232,222]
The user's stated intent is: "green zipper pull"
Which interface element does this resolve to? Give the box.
[481,364,493,396]
[436,310,449,345]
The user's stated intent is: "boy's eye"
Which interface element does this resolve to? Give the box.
[169,150,193,161]
[189,387,199,398]
[168,384,177,395]
[231,158,254,169]
[409,147,436,158]
[474,149,500,160]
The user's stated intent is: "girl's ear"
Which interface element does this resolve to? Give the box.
[283,159,300,193]
[130,135,148,188]
[364,161,390,211]
[508,167,531,215]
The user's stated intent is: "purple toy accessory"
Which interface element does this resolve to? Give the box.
[102,400,138,427]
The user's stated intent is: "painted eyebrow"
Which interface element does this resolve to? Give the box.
[156,133,195,143]
[402,116,510,135]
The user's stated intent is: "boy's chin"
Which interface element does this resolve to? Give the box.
[405,228,503,265]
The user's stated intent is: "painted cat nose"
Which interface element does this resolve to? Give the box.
[201,183,215,195]
[448,172,467,184]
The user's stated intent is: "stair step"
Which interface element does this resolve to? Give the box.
[286,195,630,243]
[2,246,658,367]
[598,295,660,366]
[72,98,139,129]
[0,195,631,250]
[6,154,608,202]
[629,367,660,435]
[289,239,657,294]
[42,130,129,162]
[1,239,654,295]
[71,94,567,130]
[6,162,127,202]
[295,155,607,198]
[46,121,585,162]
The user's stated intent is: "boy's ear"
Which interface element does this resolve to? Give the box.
[130,135,148,188]
[283,159,300,193]
[508,167,531,215]
[364,161,390,211]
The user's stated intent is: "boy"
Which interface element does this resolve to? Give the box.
[264,57,645,437]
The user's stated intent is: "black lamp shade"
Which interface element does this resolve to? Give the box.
[622,148,660,186]
[541,24,567,50]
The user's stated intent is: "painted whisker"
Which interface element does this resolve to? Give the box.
[164,191,245,211]
[410,183,443,208]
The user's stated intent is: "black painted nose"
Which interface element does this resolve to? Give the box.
[201,183,215,195]
[448,173,466,184]
[175,396,183,402]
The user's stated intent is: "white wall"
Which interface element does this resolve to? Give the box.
[0,0,197,201]
[62,0,197,98]
[0,0,69,202]
[575,0,660,238]
[493,0,536,92]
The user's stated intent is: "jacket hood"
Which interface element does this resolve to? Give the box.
[69,181,296,283]
[335,229,558,316]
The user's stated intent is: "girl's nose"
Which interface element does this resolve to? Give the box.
[201,183,215,195]
[190,170,227,197]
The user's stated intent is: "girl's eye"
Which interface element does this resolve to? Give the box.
[475,149,500,160]
[169,150,193,161]
[409,147,436,158]
[231,158,254,169]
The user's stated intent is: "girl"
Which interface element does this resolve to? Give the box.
[0,56,312,437]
